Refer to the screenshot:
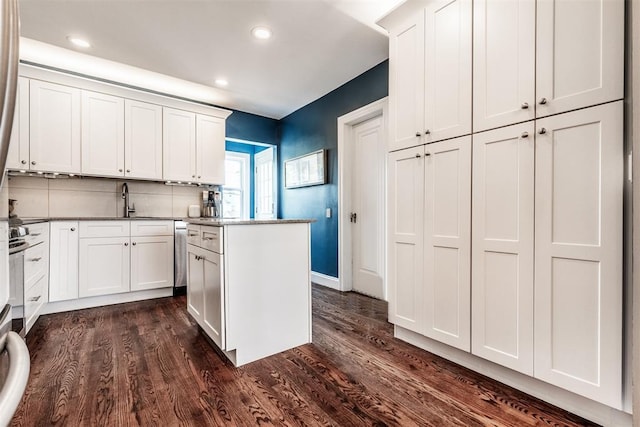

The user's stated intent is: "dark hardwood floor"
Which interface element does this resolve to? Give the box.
[11,285,597,426]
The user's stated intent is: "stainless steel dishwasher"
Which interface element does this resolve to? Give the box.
[174,221,187,296]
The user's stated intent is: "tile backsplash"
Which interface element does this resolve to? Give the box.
[8,175,203,218]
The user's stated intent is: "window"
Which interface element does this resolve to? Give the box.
[254,147,276,219]
[223,152,250,219]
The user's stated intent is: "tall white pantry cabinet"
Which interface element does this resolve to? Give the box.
[380,0,625,416]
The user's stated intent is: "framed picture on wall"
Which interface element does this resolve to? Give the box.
[284,149,327,188]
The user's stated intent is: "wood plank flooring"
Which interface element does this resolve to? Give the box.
[11,285,597,426]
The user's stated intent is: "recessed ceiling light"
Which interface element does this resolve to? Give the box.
[67,36,91,48]
[215,78,229,87]
[251,26,272,40]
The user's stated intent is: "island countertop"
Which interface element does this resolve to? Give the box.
[185,218,314,226]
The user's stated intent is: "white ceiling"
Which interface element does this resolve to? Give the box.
[18,0,401,119]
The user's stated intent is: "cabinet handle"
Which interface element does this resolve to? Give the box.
[192,175,196,178]
[415,132,421,137]
[132,242,137,246]
[539,127,547,135]
[188,232,198,237]
[521,102,529,109]
[521,132,529,138]
[29,257,42,262]
[70,227,76,231]
[424,152,431,157]
[20,160,26,165]
[202,236,216,241]
[126,169,131,173]
[31,161,36,165]
[30,295,41,302]
[31,233,41,237]
[415,153,421,158]
[424,129,431,135]
[539,97,548,105]
[198,176,201,179]
[119,169,123,172]
[124,242,129,246]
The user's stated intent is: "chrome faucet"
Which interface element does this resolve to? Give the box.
[122,182,136,218]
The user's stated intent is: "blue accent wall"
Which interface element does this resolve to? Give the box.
[226,110,279,145]
[278,60,389,277]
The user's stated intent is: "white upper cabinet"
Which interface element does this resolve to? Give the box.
[473,0,535,132]
[196,114,225,185]
[389,13,424,151]
[534,101,623,408]
[125,100,163,180]
[163,107,197,182]
[423,0,472,144]
[7,77,30,170]
[536,0,624,117]
[29,80,81,173]
[81,90,125,177]
[387,0,471,151]
[387,147,425,332]
[471,122,534,375]
[422,136,471,351]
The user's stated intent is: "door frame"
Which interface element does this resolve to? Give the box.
[337,97,388,295]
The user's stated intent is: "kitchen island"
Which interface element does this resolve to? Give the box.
[186,218,312,366]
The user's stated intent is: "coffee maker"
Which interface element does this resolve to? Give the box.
[202,187,222,218]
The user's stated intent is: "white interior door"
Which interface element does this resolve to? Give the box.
[351,115,386,299]
[254,147,275,219]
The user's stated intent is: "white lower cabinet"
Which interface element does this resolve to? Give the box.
[23,222,49,333]
[471,122,535,375]
[187,244,225,349]
[79,236,130,298]
[49,221,79,302]
[130,235,174,291]
[388,136,471,351]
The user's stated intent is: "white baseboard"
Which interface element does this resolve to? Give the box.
[311,271,341,291]
[395,326,632,427]
[42,288,174,315]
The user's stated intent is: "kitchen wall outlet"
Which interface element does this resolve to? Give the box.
[325,208,331,218]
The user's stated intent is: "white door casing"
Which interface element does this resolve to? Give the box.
[471,122,534,374]
[351,116,385,299]
[422,136,471,351]
[534,101,623,408]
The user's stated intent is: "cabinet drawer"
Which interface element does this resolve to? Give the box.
[25,242,48,290]
[80,221,130,238]
[25,273,47,333]
[201,226,223,254]
[131,220,174,237]
[26,222,48,246]
[187,225,201,246]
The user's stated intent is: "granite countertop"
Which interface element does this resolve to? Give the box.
[19,217,314,225]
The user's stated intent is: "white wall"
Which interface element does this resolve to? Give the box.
[8,175,202,218]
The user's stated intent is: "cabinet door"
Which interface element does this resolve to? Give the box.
[81,91,125,177]
[187,245,204,322]
[79,237,130,298]
[130,235,174,291]
[7,77,30,170]
[125,100,163,180]
[196,114,225,184]
[49,221,79,302]
[473,0,535,132]
[423,0,472,143]
[536,0,624,117]
[29,80,81,173]
[471,123,534,374]
[387,147,424,333]
[388,13,425,151]
[163,107,196,182]
[422,136,471,351]
[202,250,225,349]
[534,102,623,408]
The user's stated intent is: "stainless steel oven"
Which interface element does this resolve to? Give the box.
[8,227,28,338]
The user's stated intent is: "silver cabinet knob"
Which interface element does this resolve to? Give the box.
[539,128,547,135]
[70,227,76,231]
[425,129,431,135]
[31,161,36,165]
[20,160,26,165]
[132,242,137,246]
[124,242,129,246]
[521,102,529,109]
[415,153,421,158]
[521,132,529,138]
[415,132,421,137]
[539,97,548,105]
